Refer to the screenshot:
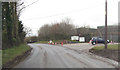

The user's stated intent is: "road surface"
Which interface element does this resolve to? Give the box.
[15,44,117,68]
[63,43,94,53]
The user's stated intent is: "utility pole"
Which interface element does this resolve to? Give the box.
[105,0,107,49]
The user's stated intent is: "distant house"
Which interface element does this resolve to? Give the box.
[76,27,98,42]
[97,25,119,42]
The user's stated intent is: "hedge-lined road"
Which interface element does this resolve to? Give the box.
[15,44,116,68]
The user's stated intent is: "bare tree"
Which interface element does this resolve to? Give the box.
[38,18,76,40]
[24,26,32,37]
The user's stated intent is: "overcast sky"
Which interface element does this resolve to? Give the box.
[20,0,120,36]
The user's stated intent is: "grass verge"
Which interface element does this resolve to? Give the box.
[36,41,48,44]
[36,40,63,44]
[0,50,2,68]
[2,44,31,65]
[90,44,119,61]
[92,44,119,50]
[36,40,82,44]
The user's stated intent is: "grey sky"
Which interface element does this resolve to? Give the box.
[20,0,120,36]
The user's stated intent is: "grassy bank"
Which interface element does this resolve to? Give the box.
[92,44,119,50]
[0,50,2,67]
[90,44,119,61]
[2,44,31,65]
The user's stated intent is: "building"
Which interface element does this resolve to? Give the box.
[76,27,98,42]
[97,25,119,42]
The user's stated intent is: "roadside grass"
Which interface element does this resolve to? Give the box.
[67,40,80,43]
[90,44,119,61]
[36,40,62,44]
[92,44,120,50]
[2,44,31,65]
[36,40,82,44]
[0,50,2,67]
[36,41,48,44]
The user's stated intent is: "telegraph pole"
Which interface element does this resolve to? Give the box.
[105,0,107,49]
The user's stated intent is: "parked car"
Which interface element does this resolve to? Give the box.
[91,37,110,45]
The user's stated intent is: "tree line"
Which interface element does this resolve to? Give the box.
[2,2,26,49]
[38,18,76,41]
[37,18,99,42]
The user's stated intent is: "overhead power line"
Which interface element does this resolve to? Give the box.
[18,0,39,10]
[22,1,118,21]
[17,0,39,16]
[22,3,105,21]
[24,0,39,8]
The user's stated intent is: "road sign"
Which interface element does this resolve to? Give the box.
[71,36,79,40]
[79,37,85,42]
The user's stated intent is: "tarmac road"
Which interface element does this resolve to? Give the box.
[15,44,117,68]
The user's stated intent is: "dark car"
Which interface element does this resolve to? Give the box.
[91,37,109,45]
